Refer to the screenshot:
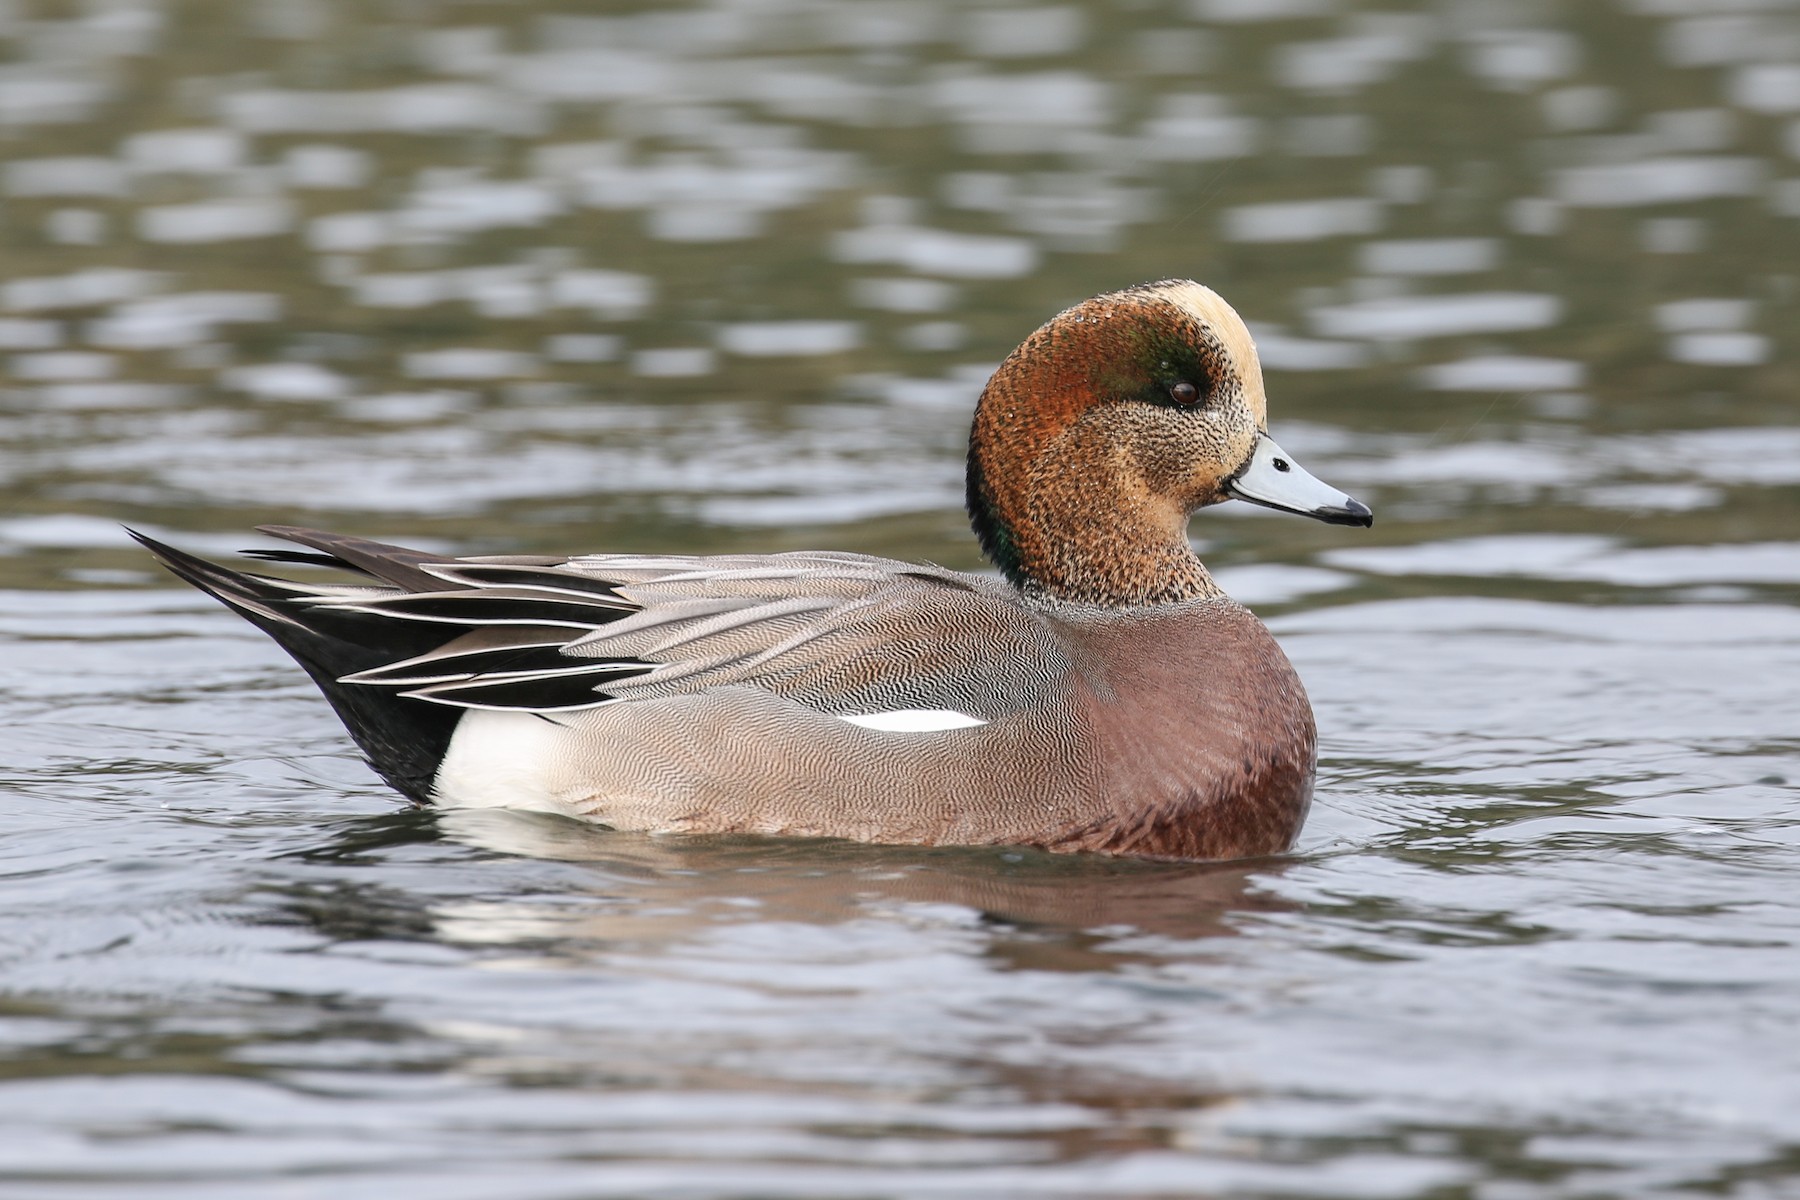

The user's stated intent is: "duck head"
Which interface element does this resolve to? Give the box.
[967,279,1371,607]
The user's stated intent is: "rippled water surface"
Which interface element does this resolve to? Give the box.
[3,1,1799,1196]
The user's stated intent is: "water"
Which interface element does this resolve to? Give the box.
[2,0,1798,1195]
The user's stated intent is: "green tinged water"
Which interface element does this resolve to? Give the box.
[1,1,1797,1195]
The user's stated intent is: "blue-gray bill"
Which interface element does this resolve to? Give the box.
[1225,434,1374,528]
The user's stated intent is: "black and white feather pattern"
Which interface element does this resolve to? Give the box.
[139,525,1070,724]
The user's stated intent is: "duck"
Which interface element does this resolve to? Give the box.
[136,280,1371,861]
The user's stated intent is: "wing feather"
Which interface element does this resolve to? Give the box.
[340,626,585,685]
[211,533,1063,720]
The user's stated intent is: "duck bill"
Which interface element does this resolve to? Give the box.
[1225,434,1373,527]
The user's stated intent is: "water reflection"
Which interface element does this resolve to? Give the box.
[428,809,1288,959]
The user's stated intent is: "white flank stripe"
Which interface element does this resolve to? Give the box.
[837,708,988,732]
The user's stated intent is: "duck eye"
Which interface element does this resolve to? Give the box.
[1169,380,1200,405]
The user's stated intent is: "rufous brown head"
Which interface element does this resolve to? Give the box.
[967,280,1370,606]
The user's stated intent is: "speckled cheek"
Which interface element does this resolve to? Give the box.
[1084,407,1200,499]
[1176,412,1257,508]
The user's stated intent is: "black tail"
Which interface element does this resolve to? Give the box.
[130,528,462,804]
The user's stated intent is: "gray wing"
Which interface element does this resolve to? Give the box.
[324,548,1073,721]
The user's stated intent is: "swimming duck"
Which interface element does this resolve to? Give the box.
[137,280,1371,861]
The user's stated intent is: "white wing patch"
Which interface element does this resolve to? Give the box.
[836,709,988,732]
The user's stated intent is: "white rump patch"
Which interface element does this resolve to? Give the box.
[434,709,573,814]
[836,708,988,732]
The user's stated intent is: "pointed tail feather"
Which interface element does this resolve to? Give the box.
[130,528,461,804]
[253,524,451,593]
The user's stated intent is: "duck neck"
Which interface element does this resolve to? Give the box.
[966,422,1221,608]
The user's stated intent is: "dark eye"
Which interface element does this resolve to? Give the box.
[1169,380,1200,405]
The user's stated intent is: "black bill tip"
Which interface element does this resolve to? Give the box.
[1313,497,1374,528]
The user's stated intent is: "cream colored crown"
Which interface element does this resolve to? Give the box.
[1143,280,1267,427]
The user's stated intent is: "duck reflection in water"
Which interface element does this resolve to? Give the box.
[422,808,1299,968]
